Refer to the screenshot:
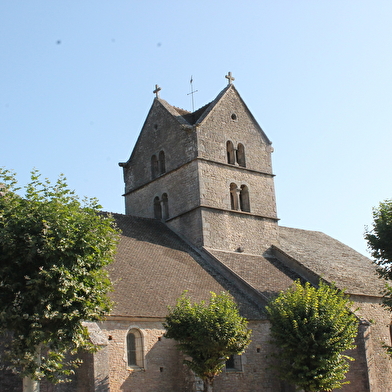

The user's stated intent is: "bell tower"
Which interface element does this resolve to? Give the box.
[120,74,278,255]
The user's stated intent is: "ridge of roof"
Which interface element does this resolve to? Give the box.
[154,85,231,126]
[194,84,232,125]
[155,98,192,126]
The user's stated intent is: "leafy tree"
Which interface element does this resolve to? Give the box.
[0,169,119,386]
[163,291,251,392]
[266,280,358,392]
[365,199,392,354]
[365,199,392,280]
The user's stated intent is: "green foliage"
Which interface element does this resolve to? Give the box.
[266,280,358,392]
[365,199,392,280]
[0,168,120,382]
[163,291,251,389]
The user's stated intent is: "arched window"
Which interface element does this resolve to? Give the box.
[159,151,166,175]
[239,185,250,212]
[127,328,144,368]
[151,155,158,179]
[230,183,239,210]
[162,193,169,220]
[226,141,235,165]
[154,196,162,219]
[236,143,246,167]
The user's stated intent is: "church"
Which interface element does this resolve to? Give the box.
[3,74,392,391]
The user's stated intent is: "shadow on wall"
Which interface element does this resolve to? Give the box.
[120,336,194,392]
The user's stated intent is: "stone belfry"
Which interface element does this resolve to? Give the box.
[119,73,278,255]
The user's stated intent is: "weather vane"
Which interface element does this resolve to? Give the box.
[187,76,198,112]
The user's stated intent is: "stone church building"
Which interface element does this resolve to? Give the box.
[2,74,392,391]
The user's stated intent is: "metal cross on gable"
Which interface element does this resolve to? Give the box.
[153,84,161,98]
[225,72,235,85]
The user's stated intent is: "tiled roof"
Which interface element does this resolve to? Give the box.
[108,214,262,319]
[206,249,300,300]
[276,226,384,297]
[106,213,384,321]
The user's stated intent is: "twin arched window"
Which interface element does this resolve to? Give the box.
[226,141,246,167]
[154,193,169,220]
[230,183,250,212]
[151,151,166,179]
[127,328,144,368]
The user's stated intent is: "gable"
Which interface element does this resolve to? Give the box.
[120,98,197,192]
[194,85,274,174]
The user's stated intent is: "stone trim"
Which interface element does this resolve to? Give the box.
[122,157,275,196]
[166,205,279,223]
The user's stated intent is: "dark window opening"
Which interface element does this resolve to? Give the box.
[154,196,162,219]
[230,183,238,210]
[226,141,235,164]
[159,151,166,175]
[239,185,250,212]
[236,143,246,167]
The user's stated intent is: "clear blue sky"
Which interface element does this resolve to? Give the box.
[1,1,391,256]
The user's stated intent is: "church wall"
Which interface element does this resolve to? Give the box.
[201,209,278,255]
[350,300,392,392]
[213,320,284,392]
[196,87,273,174]
[100,319,193,392]
[125,160,200,219]
[198,160,278,219]
[98,319,285,392]
[167,209,204,248]
[122,100,197,193]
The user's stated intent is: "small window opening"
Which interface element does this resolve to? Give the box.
[230,183,239,210]
[226,355,242,371]
[231,113,237,121]
[162,193,169,220]
[236,143,246,167]
[127,329,144,368]
[226,141,235,164]
[159,151,166,175]
[239,185,250,212]
[154,196,162,220]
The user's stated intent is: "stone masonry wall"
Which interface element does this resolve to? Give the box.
[125,160,199,219]
[100,319,191,392]
[167,208,203,248]
[197,86,273,174]
[99,318,284,392]
[122,99,197,193]
[198,160,277,219]
[201,209,278,255]
[351,299,392,392]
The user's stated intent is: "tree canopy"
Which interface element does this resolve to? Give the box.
[365,199,392,279]
[0,169,120,383]
[163,291,251,392]
[266,280,358,392]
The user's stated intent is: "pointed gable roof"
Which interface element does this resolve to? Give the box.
[144,84,272,146]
